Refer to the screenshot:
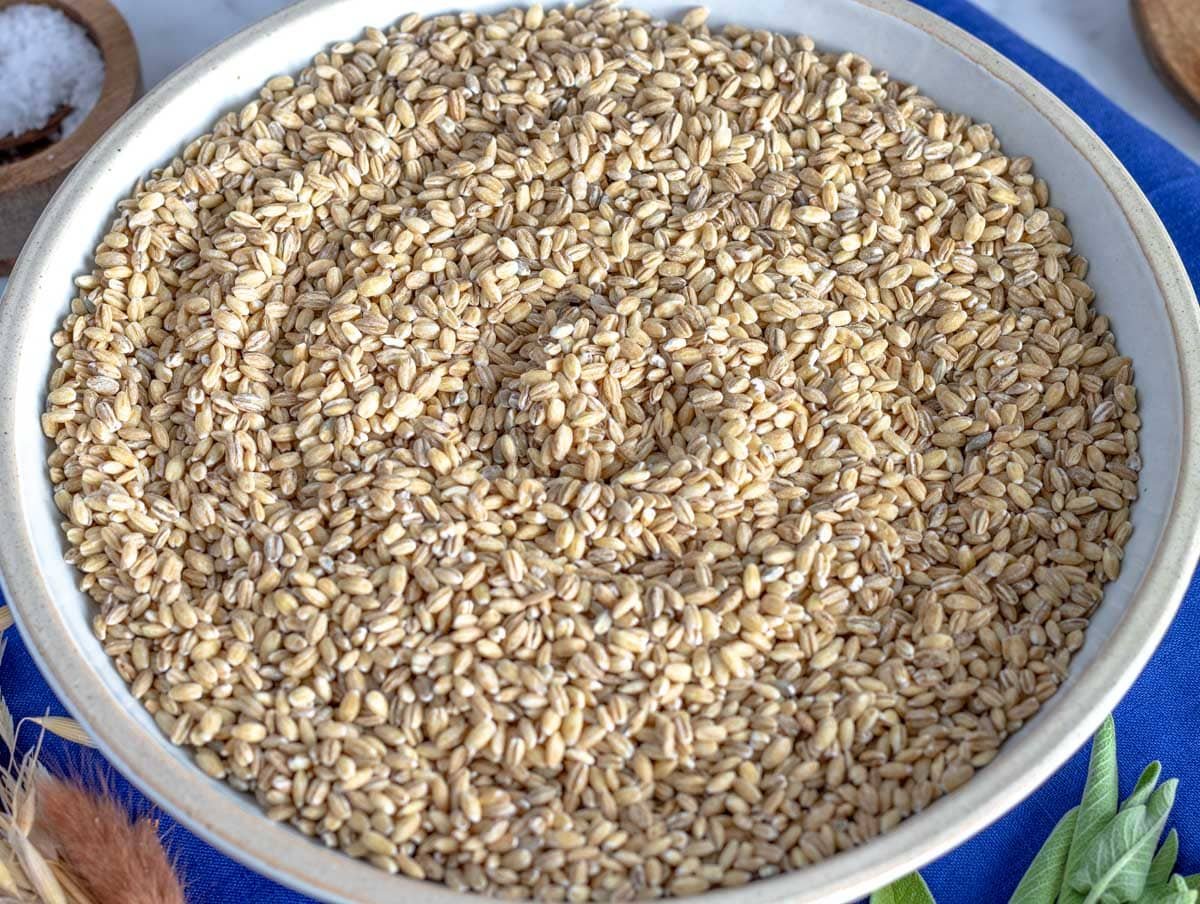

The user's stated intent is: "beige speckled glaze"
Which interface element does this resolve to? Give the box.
[1,1,1199,902]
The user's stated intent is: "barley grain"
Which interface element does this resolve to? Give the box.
[45,2,1138,899]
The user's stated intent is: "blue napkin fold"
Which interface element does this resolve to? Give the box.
[3,1,1198,901]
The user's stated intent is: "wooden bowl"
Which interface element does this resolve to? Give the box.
[1132,0,1200,118]
[0,0,140,275]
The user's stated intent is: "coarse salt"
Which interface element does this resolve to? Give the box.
[0,4,105,141]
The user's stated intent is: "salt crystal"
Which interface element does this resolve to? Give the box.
[0,4,105,140]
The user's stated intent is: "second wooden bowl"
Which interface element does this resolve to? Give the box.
[1132,0,1200,118]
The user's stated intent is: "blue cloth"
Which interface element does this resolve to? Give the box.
[3,1,1199,901]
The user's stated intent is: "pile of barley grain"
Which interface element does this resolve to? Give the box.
[43,1,1140,899]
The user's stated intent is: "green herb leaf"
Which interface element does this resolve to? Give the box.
[1070,804,1148,898]
[1147,829,1179,888]
[1121,762,1162,812]
[870,872,937,904]
[1060,716,1119,904]
[1170,874,1200,904]
[1176,878,1200,904]
[1147,779,1177,832]
[1185,874,1200,891]
[1057,878,1086,902]
[1010,806,1078,904]
[1132,874,1197,904]
[1073,779,1175,904]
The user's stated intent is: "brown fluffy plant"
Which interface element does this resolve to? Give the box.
[0,628,184,904]
[35,775,183,904]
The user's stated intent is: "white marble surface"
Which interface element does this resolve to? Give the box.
[973,0,1200,162]
[2,0,1198,297]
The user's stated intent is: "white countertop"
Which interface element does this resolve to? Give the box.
[973,0,1200,162]
[3,0,1199,297]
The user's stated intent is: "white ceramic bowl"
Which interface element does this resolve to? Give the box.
[3,1,1199,902]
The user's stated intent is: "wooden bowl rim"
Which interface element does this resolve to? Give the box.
[0,0,140,193]
[1131,0,1200,119]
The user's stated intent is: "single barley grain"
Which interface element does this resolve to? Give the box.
[45,2,1139,899]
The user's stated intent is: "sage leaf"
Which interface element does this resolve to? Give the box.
[1058,880,1086,903]
[1171,873,1200,902]
[870,872,936,904]
[1147,829,1179,888]
[1169,875,1199,904]
[1010,807,1078,904]
[1060,716,1119,904]
[1132,874,1197,904]
[1185,874,1200,891]
[1121,762,1162,812]
[1070,804,1148,898]
[1074,779,1176,904]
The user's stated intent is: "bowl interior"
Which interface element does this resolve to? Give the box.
[1,1,1192,903]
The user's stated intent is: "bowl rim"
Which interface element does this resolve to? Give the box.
[2,0,1200,902]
